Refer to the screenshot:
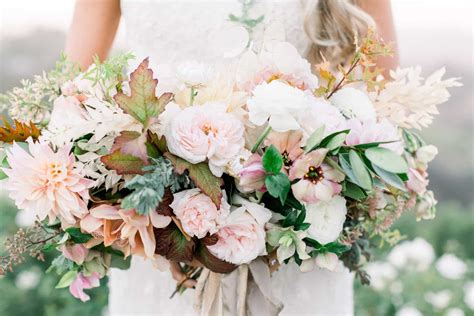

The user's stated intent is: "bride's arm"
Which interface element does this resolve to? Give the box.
[65,0,121,70]
[358,0,399,71]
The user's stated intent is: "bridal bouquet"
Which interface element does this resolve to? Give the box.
[0,30,460,302]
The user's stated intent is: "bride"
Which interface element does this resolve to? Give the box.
[65,0,397,315]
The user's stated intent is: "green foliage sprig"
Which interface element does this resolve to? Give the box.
[121,157,191,215]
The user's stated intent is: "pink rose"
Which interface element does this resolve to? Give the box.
[345,118,403,154]
[164,102,244,176]
[170,189,230,238]
[207,196,271,264]
[69,272,101,302]
[237,153,266,193]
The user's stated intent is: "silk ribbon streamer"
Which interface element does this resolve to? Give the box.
[194,259,283,316]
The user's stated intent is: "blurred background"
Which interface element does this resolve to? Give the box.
[0,0,472,315]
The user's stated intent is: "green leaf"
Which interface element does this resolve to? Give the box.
[281,210,298,227]
[262,145,283,173]
[349,150,372,190]
[354,141,396,149]
[55,270,78,289]
[114,58,173,127]
[110,254,132,270]
[372,164,407,191]
[0,155,9,180]
[101,150,146,175]
[339,153,357,182]
[304,125,325,153]
[64,227,92,244]
[325,242,351,255]
[365,147,408,174]
[325,133,347,151]
[319,129,350,148]
[265,172,291,205]
[196,242,237,273]
[165,153,223,208]
[343,182,367,201]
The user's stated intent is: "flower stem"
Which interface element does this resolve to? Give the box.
[251,125,272,153]
[189,87,196,106]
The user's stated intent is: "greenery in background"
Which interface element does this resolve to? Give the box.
[0,197,107,316]
[355,202,474,316]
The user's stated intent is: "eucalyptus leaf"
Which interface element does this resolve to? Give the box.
[365,147,408,174]
[319,129,350,148]
[349,150,372,190]
[354,141,396,149]
[339,153,357,183]
[325,133,347,151]
[343,182,367,201]
[372,164,407,191]
[304,125,325,153]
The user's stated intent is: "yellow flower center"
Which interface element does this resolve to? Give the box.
[304,166,324,184]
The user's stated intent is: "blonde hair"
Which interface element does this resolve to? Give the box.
[303,0,375,65]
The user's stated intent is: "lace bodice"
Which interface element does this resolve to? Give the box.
[120,0,312,65]
[109,1,354,315]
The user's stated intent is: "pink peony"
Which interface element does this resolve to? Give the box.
[60,244,89,265]
[170,188,230,238]
[164,102,244,176]
[237,153,266,193]
[3,138,94,226]
[69,272,101,302]
[345,118,403,154]
[289,149,345,204]
[207,196,271,264]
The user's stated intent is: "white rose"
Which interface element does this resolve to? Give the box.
[416,145,438,164]
[176,61,213,87]
[305,196,347,245]
[247,81,310,132]
[330,87,376,121]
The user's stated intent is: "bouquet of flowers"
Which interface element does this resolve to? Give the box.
[0,29,460,303]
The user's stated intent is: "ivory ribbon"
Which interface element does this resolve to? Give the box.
[194,259,283,316]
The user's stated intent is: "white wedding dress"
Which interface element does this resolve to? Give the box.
[109,1,354,315]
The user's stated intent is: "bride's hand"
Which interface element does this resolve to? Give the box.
[169,261,201,289]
